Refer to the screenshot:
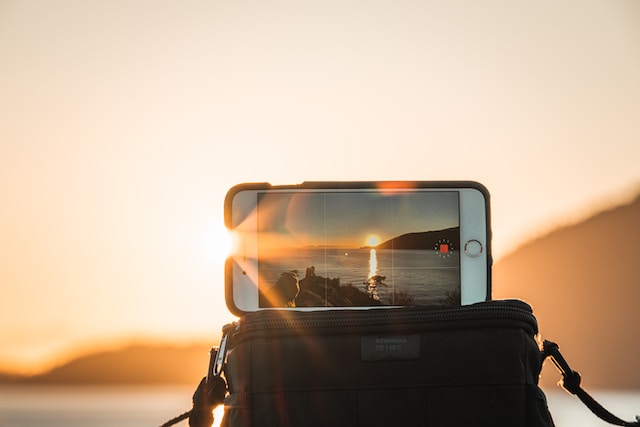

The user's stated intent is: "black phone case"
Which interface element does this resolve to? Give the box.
[224,181,492,316]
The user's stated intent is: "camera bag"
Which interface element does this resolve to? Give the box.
[219,299,554,427]
[169,299,638,427]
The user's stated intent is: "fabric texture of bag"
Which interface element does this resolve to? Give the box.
[219,299,555,427]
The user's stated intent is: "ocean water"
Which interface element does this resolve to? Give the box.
[0,385,637,427]
[0,385,210,427]
[261,247,460,306]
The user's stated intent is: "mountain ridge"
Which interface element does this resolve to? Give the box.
[3,193,639,387]
[494,192,640,389]
[0,342,213,385]
[376,227,460,250]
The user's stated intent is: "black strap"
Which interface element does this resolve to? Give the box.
[542,340,640,427]
[160,341,230,427]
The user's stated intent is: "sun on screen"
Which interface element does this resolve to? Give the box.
[365,234,381,247]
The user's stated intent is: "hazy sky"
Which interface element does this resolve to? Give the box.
[255,190,459,247]
[1,0,639,373]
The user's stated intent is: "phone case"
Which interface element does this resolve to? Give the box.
[224,181,492,316]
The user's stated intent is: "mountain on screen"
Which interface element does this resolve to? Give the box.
[375,227,460,250]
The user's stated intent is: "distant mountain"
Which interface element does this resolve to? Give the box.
[493,193,640,389]
[5,195,639,390]
[376,227,460,250]
[0,343,213,385]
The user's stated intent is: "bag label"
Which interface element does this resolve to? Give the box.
[361,335,420,361]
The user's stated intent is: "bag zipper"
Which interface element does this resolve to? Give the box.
[235,300,537,335]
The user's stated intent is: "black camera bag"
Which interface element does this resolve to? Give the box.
[219,299,554,427]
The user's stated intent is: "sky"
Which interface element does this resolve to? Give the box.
[252,190,459,247]
[1,0,639,374]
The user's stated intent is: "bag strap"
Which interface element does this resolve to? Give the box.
[160,324,235,427]
[542,340,639,426]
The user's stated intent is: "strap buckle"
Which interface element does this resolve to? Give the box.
[207,322,236,381]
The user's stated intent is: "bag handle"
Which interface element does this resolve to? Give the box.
[542,340,639,426]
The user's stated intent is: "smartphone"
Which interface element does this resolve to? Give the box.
[224,181,491,315]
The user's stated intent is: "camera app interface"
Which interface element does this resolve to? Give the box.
[256,190,461,308]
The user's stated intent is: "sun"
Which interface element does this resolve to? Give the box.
[365,234,381,247]
[205,222,234,262]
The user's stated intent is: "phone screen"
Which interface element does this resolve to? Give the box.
[255,190,461,308]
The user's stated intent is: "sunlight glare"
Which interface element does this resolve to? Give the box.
[365,234,380,247]
[213,405,225,427]
[368,248,378,279]
[208,223,233,262]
